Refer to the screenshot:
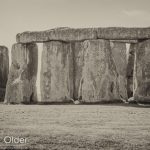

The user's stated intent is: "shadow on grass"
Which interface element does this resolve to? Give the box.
[1,100,150,108]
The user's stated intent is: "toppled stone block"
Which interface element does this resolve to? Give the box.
[40,41,74,102]
[133,39,150,103]
[4,43,38,104]
[0,46,9,101]
[97,27,150,40]
[110,42,128,100]
[16,27,97,43]
[80,40,120,103]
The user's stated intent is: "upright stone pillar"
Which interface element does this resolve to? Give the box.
[110,42,128,100]
[127,44,136,98]
[133,39,150,103]
[40,41,73,102]
[0,46,9,101]
[80,40,120,103]
[4,43,38,104]
[71,42,84,100]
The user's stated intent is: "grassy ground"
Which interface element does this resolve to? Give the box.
[0,104,150,150]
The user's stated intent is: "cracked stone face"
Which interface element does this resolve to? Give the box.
[133,39,150,103]
[40,41,74,102]
[11,27,150,104]
[0,46,9,101]
[110,42,128,100]
[16,27,150,43]
[16,28,97,43]
[71,42,84,100]
[4,43,38,104]
[126,44,136,98]
[79,39,120,103]
[40,40,123,103]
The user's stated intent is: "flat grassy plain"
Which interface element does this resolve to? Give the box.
[0,104,150,150]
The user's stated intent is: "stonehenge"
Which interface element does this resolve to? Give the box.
[0,46,9,101]
[2,27,150,104]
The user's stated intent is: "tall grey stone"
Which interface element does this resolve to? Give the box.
[80,40,120,103]
[40,41,74,103]
[110,42,128,100]
[71,42,84,100]
[127,44,136,98]
[0,46,9,101]
[133,39,150,103]
[4,43,38,104]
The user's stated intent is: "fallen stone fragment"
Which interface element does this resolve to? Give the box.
[128,97,137,104]
[110,42,128,100]
[133,39,150,103]
[40,41,74,102]
[4,43,38,104]
[81,39,120,103]
[0,46,9,101]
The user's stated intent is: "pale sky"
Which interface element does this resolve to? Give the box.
[0,0,150,50]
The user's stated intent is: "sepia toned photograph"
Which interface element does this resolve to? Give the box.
[0,0,150,149]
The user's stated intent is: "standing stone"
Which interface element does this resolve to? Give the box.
[0,46,9,101]
[127,44,136,98]
[80,40,120,103]
[110,42,128,100]
[71,42,84,100]
[133,39,150,103]
[40,41,73,102]
[4,43,38,104]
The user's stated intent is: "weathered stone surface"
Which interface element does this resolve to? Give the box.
[40,41,74,102]
[4,43,38,104]
[16,27,150,43]
[127,44,136,98]
[16,27,97,43]
[110,40,138,43]
[110,42,128,100]
[133,39,150,103]
[97,27,150,40]
[80,40,120,103]
[0,46,9,101]
[71,42,84,100]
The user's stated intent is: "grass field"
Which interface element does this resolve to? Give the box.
[0,104,150,150]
